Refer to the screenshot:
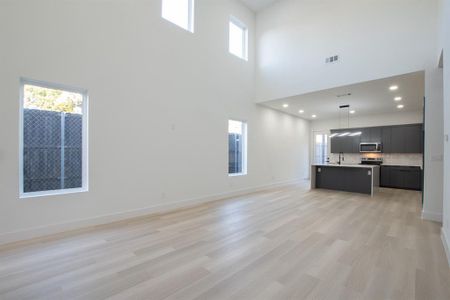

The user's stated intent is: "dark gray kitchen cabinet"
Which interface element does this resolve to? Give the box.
[330,124,423,154]
[369,127,382,143]
[330,130,342,153]
[403,124,423,153]
[403,169,422,190]
[387,124,423,153]
[360,127,382,143]
[330,129,360,153]
[380,166,390,186]
[315,166,372,195]
[389,168,405,188]
[382,127,392,153]
[341,135,360,153]
[380,166,422,190]
[390,126,406,153]
[339,137,351,153]
[360,128,371,143]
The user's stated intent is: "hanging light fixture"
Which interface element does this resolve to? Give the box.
[339,104,350,129]
[333,104,359,137]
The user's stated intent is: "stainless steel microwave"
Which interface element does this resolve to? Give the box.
[360,143,382,153]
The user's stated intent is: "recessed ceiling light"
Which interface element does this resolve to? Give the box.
[282,104,289,108]
[311,114,317,118]
[349,110,356,114]
[299,110,304,114]
[394,97,402,101]
[397,104,404,109]
[389,85,399,91]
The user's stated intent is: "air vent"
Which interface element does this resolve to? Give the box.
[325,55,339,64]
[336,93,351,98]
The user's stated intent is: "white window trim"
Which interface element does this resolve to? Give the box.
[229,15,248,61]
[228,119,248,177]
[19,78,89,199]
[161,0,195,33]
[188,0,195,32]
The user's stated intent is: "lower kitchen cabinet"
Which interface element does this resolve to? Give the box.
[380,166,422,191]
[315,166,373,195]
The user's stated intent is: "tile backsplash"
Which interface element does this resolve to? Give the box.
[328,153,423,168]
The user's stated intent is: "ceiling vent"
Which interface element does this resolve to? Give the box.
[336,93,351,98]
[325,55,339,64]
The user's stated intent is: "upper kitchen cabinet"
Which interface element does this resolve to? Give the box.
[382,127,392,153]
[389,124,423,153]
[330,124,423,154]
[330,131,342,153]
[360,127,382,143]
[404,124,423,153]
[390,126,405,153]
[330,129,360,153]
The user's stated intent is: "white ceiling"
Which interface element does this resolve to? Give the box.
[240,0,280,11]
[261,71,425,121]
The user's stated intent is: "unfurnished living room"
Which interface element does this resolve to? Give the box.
[1,0,450,299]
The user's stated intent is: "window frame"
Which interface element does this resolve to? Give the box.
[19,78,89,199]
[229,16,248,61]
[161,0,195,33]
[228,119,248,177]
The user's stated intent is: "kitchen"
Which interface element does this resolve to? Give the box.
[263,71,425,197]
[310,73,424,197]
[311,123,423,196]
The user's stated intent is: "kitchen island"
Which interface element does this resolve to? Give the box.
[311,164,380,196]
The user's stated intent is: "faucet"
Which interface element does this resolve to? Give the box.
[338,152,344,165]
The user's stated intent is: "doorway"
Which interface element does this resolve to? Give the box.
[313,131,329,164]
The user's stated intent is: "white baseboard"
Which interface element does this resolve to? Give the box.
[441,228,450,268]
[0,178,304,246]
[421,210,443,222]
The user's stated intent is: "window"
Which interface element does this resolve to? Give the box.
[229,16,248,60]
[228,120,247,176]
[314,132,328,164]
[20,79,88,198]
[162,0,194,32]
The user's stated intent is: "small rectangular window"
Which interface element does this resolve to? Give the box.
[162,0,194,32]
[20,79,88,198]
[228,120,247,176]
[229,16,248,60]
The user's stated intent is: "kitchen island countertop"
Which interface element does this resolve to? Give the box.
[311,163,380,169]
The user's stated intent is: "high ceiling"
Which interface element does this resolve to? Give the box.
[240,0,280,11]
[260,71,425,121]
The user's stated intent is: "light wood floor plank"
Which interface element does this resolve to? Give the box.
[0,183,449,300]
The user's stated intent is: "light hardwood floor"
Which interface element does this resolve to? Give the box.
[1,184,449,300]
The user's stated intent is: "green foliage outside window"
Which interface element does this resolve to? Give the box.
[24,85,82,113]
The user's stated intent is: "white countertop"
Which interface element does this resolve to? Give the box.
[312,163,380,169]
[380,164,423,169]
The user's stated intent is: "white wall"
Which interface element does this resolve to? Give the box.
[423,68,444,222]
[255,0,441,101]
[256,0,444,223]
[0,0,310,243]
[441,0,450,264]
